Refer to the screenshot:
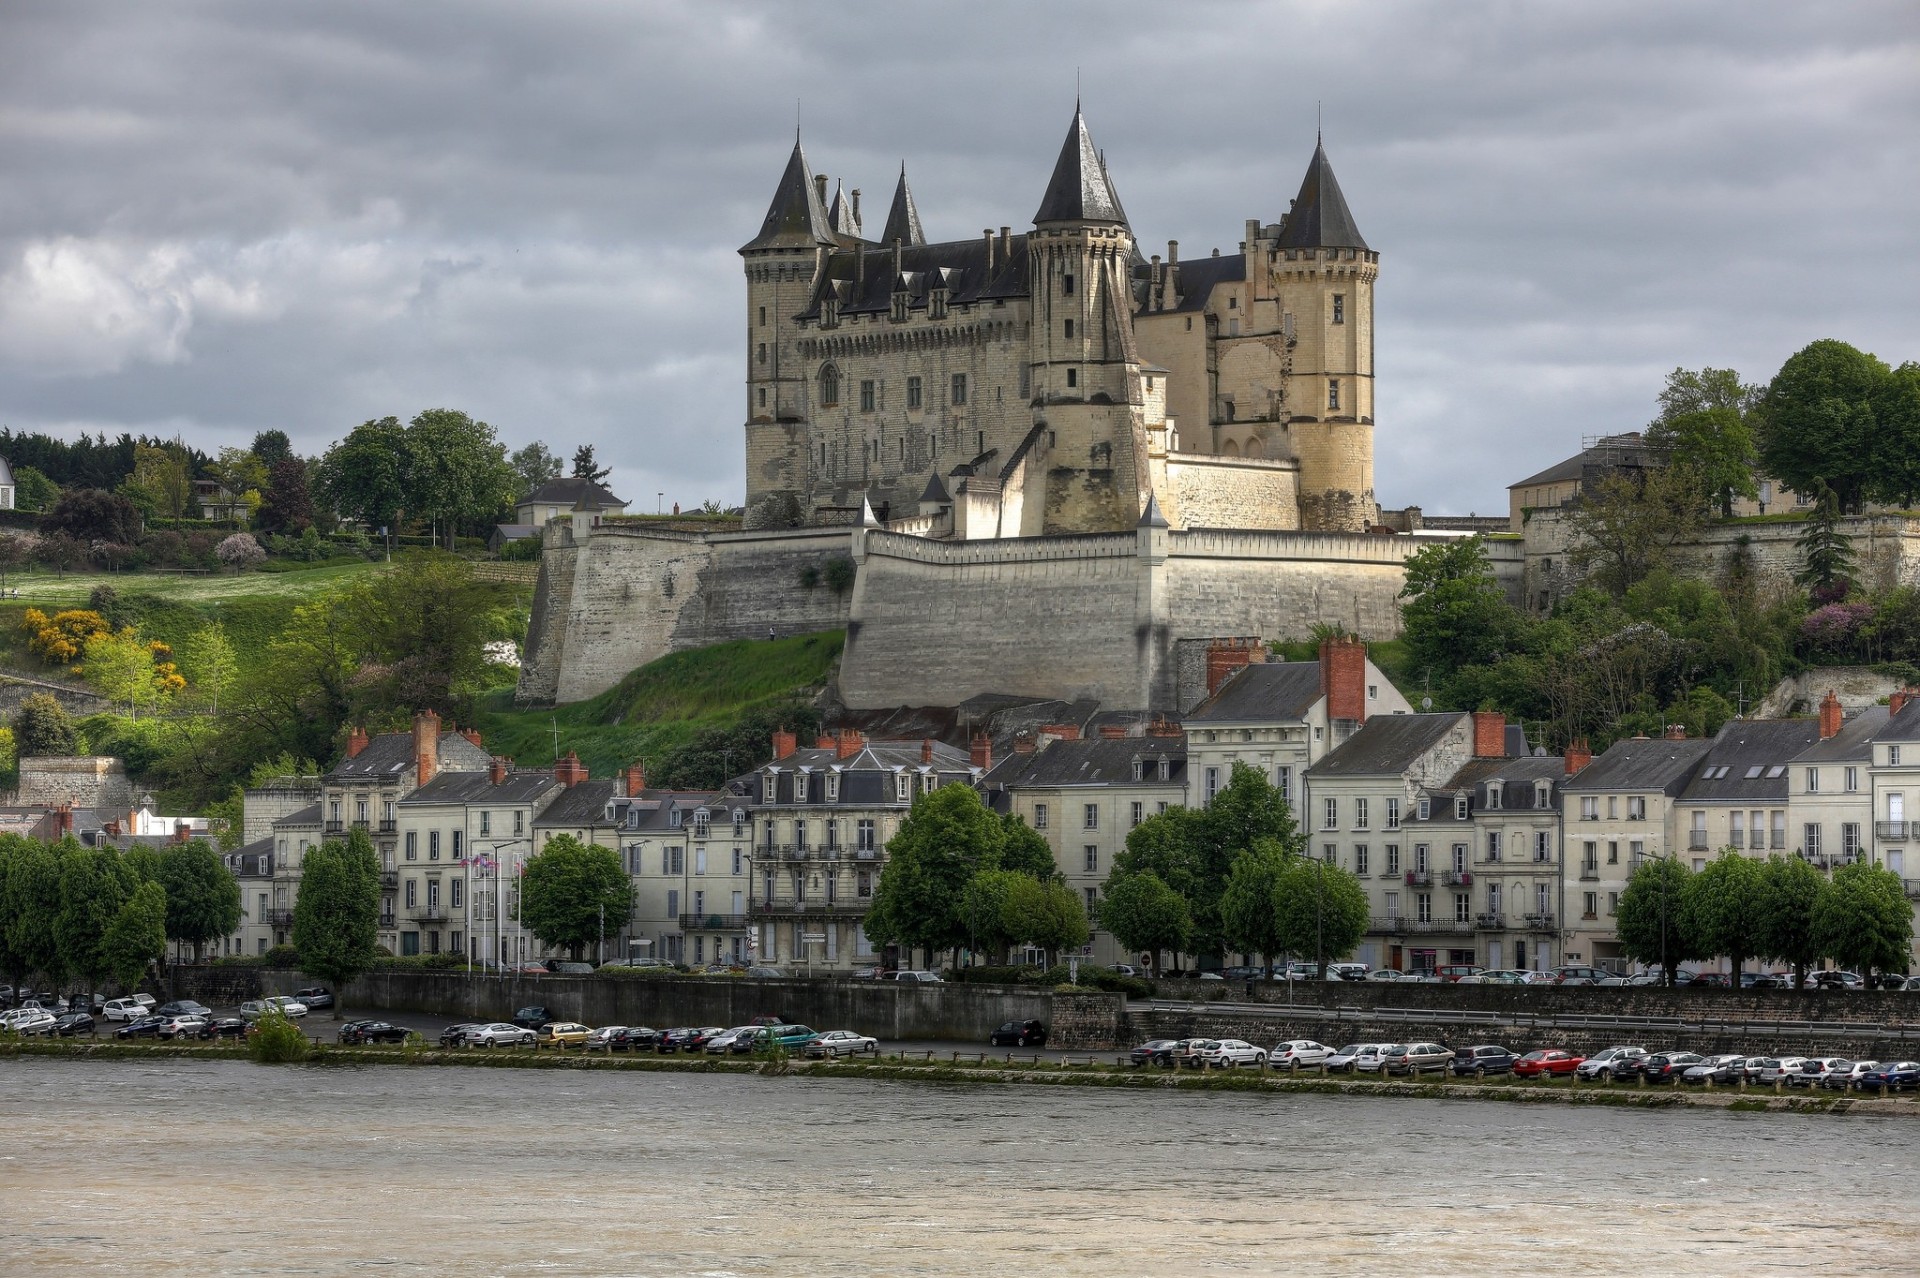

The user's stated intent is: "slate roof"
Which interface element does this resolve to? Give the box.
[1680,720,1822,804]
[1186,662,1323,724]
[1432,755,1566,812]
[1138,492,1168,528]
[919,472,950,504]
[880,165,925,247]
[1034,107,1127,225]
[1874,699,1920,743]
[1792,706,1888,762]
[1508,451,1589,490]
[1305,713,1467,778]
[1274,140,1368,251]
[520,477,627,511]
[712,740,975,810]
[1560,737,1713,794]
[275,802,322,828]
[534,778,619,828]
[324,730,491,782]
[400,769,563,808]
[828,181,860,238]
[979,736,1185,791]
[798,233,1032,320]
[742,138,837,251]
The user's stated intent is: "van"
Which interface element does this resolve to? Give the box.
[1436,964,1482,983]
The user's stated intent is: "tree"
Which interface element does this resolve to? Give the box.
[1813,860,1913,982]
[519,834,632,961]
[0,837,67,990]
[129,442,194,519]
[100,881,167,993]
[13,465,61,513]
[1002,875,1089,969]
[1646,407,1757,517]
[291,828,382,1009]
[342,552,501,719]
[1094,871,1191,976]
[509,441,563,498]
[318,418,408,532]
[250,430,295,470]
[1755,854,1829,988]
[1682,849,1765,984]
[1218,839,1292,973]
[406,409,517,549]
[216,532,266,570]
[40,488,141,544]
[864,785,1007,963]
[1757,339,1890,513]
[34,531,85,576]
[1567,462,1708,596]
[1616,856,1696,985]
[1869,362,1920,507]
[82,627,161,719]
[1795,484,1857,602]
[960,868,1027,963]
[12,692,77,757]
[1399,536,1523,680]
[1110,805,1211,954]
[256,458,315,536]
[1271,855,1368,977]
[997,814,1059,880]
[570,444,611,484]
[55,846,130,991]
[181,621,239,714]
[0,534,28,591]
[155,840,241,963]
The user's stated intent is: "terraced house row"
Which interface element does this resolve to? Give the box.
[210,648,1920,975]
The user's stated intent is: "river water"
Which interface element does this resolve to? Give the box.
[2,1059,1914,1274]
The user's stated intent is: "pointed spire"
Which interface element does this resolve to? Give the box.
[859,493,881,527]
[828,180,859,238]
[1138,492,1169,528]
[742,137,836,252]
[1034,106,1126,225]
[881,163,924,247]
[1275,138,1369,251]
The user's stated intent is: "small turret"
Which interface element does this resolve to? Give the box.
[881,164,925,247]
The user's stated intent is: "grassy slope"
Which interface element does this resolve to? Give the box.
[472,630,845,777]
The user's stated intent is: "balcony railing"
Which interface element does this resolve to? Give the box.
[1877,821,1909,840]
[1366,916,1404,935]
[379,871,398,889]
[378,820,397,835]
[1687,834,1710,850]
[1403,871,1432,887]
[1905,879,1920,901]
[324,821,346,835]
[753,900,867,919]
[265,909,295,927]
[1474,912,1506,930]
[1579,866,1600,881]
[377,913,396,928]
[854,848,879,860]
[1442,870,1472,887]
[408,906,449,923]
[1523,912,1557,930]
[679,912,752,930]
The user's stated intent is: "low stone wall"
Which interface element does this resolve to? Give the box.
[1214,980,1920,1026]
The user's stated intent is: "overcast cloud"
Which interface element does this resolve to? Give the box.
[0,0,1915,516]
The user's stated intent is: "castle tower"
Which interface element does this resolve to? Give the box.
[1027,106,1151,533]
[880,164,924,247]
[740,137,839,523]
[1273,137,1378,531]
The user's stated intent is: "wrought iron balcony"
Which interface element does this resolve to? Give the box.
[1403,870,1432,887]
[380,871,398,889]
[378,913,396,928]
[1366,916,1404,935]
[323,821,346,835]
[1579,865,1600,881]
[408,906,449,923]
[1442,870,1472,886]
[752,900,867,919]
[1877,821,1909,840]
[378,820,397,835]
[679,912,752,930]
[1687,834,1710,850]
[265,909,295,927]
[854,848,879,860]
[1523,912,1557,930]
[1474,912,1506,930]
[1905,879,1920,901]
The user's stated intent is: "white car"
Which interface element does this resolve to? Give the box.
[132,993,156,1012]
[805,1030,880,1058]
[1755,1056,1808,1084]
[156,1015,209,1040]
[1269,1039,1333,1069]
[1196,1039,1267,1069]
[4,1008,57,1035]
[1326,963,1369,981]
[1365,969,1409,982]
[102,998,147,1022]
[466,1023,536,1048]
[893,970,943,983]
[1576,1046,1649,1081]
[1326,1042,1391,1073]
[265,997,309,1018]
[1354,1043,1400,1073]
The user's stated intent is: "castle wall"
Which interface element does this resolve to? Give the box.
[1165,454,1300,531]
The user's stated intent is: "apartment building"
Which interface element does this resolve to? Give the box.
[980,728,1189,965]
[1789,694,1882,871]
[1869,693,1920,884]
[1673,720,1819,874]
[1559,733,1712,971]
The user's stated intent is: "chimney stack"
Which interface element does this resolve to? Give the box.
[1819,690,1843,741]
[816,734,836,750]
[553,751,588,788]
[970,732,993,771]
[1098,724,1129,739]
[772,729,798,761]
[1664,724,1687,741]
[461,727,484,748]
[836,729,865,760]
[624,762,646,797]
[1206,638,1261,696]
[1146,716,1185,738]
[1564,738,1592,777]
[489,756,509,785]
[921,739,934,764]
[851,188,861,227]
[1320,634,1368,725]
[55,803,73,837]
[174,821,191,844]
[346,726,369,759]
[814,174,828,206]
[998,226,1010,261]
[1892,689,1914,719]
[984,228,995,272]
[1013,732,1037,755]
[412,709,441,786]
[1472,711,1507,759]
[1038,723,1080,743]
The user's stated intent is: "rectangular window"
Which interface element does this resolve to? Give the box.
[857,819,876,850]
[1536,831,1553,861]
[1893,746,1903,766]
[732,849,743,875]
[1130,801,1143,828]
[1454,796,1469,820]
[1084,803,1099,830]
[1066,368,1077,388]
[1417,893,1432,924]
[1843,823,1862,857]
[1354,797,1369,830]
[1804,824,1822,857]
[1627,796,1646,820]
[1332,294,1345,324]
[1034,803,1048,830]
[951,373,967,406]
[1846,766,1859,792]
[405,831,417,861]
[1204,768,1220,803]
[450,879,463,909]
[1455,893,1471,924]
[1583,892,1598,920]
[666,888,679,919]
[1323,843,1337,865]
[479,811,491,836]
[1580,797,1598,821]
[1485,832,1501,861]
[451,831,462,858]
[1085,886,1097,914]
[1730,811,1744,846]
[1084,846,1098,873]
[1608,796,1618,819]
[1771,811,1786,850]
[1607,840,1619,865]
[1064,319,1074,339]
[1062,272,1074,296]
[1276,766,1292,805]
[695,847,707,875]
[1805,768,1819,795]
[1385,844,1401,875]
[404,880,417,908]
[1608,891,1620,916]
[1327,379,1340,411]
[1385,797,1400,830]
[907,376,922,409]
[1417,797,1431,820]
[1354,844,1369,876]
[428,831,440,861]
[857,871,873,898]
[859,380,875,412]
[1323,798,1338,830]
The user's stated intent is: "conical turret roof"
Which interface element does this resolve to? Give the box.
[1034,106,1127,225]
[881,164,925,247]
[1275,138,1369,251]
[828,180,859,238]
[742,138,836,252]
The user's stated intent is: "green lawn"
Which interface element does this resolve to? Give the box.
[0,561,389,609]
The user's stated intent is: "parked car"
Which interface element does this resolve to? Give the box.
[1514,1049,1585,1078]
[894,970,943,983]
[53,1012,95,1037]
[1786,1057,1847,1088]
[989,1019,1049,1048]
[338,1020,408,1045]
[466,1023,536,1048]
[748,1024,819,1052]
[1364,969,1408,982]
[1128,1039,1183,1068]
[102,998,147,1023]
[1681,1054,1749,1084]
[583,1026,628,1052]
[700,1026,757,1055]
[1435,964,1482,983]
[1754,1056,1809,1083]
[115,1015,168,1040]
[1820,1060,1880,1090]
[1810,970,1863,990]
[1740,972,1787,990]
[156,1015,210,1040]
[8,1009,57,1036]
[1176,1039,1222,1069]
[153,1001,214,1020]
[536,1021,592,1049]
[1326,1043,1391,1074]
[805,1030,880,1058]
[199,1017,247,1040]
[1195,1039,1268,1069]
[293,987,334,1009]
[1326,962,1369,981]
[1469,969,1530,985]
[610,1026,659,1052]
[263,996,308,1017]
[544,960,594,975]
[1384,1043,1453,1075]
[1858,1061,1920,1093]
[1575,1046,1649,1081]
[681,1027,729,1051]
[1450,1045,1520,1077]
[1549,965,1612,985]
[440,1023,479,1048]
[511,1006,555,1030]
[746,966,787,978]
[1269,1040,1333,1070]
[1640,1051,1706,1083]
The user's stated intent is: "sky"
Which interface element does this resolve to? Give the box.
[0,0,1915,517]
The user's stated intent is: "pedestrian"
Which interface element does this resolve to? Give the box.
[767,627,775,641]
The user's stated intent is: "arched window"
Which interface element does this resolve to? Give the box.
[819,364,840,407]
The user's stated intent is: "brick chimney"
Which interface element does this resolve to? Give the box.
[489,756,509,785]
[173,821,191,844]
[461,727,484,748]
[1472,711,1506,759]
[970,732,993,771]
[816,734,835,749]
[1098,724,1129,739]
[772,729,798,761]
[1038,723,1080,743]
[624,762,646,797]
[836,729,865,760]
[1206,638,1260,696]
[920,739,934,764]
[553,751,588,788]
[1013,732,1037,755]
[1664,724,1687,741]
[1146,715,1184,738]
[1819,690,1843,741]
[55,803,73,837]
[1320,634,1367,724]
[1893,690,1910,718]
[1564,738,1592,777]
[412,709,441,786]
[346,726,370,759]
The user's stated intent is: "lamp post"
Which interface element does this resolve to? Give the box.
[485,838,533,977]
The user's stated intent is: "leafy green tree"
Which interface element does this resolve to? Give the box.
[181,621,239,715]
[207,446,270,511]
[130,442,194,519]
[256,458,316,536]
[959,868,1027,963]
[997,814,1059,880]
[0,837,67,990]
[343,552,501,719]
[865,785,1007,963]
[1218,838,1291,972]
[1647,407,1757,517]
[509,441,563,498]
[1758,339,1890,513]
[1271,856,1369,976]
[1002,875,1089,969]
[318,417,408,532]
[1682,850,1766,984]
[155,840,242,963]
[251,430,295,470]
[41,487,142,543]
[55,846,131,991]
[570,445,611,484]
[1203,762,1305,863]
[1795,483,1857,601]
[1869,362,1920,507]
[1755,854,1830,988]
[519,834,632,962]
[291,828,382,1011]
[1567,462,1709,596]
[13,465,61,513]
[1616,856,1697,985]
[100,880,167,992]
[1094,870,1191,976]
[406,409,517,548]
[1813,860,1913,982]
[1399,536,1523,680]
[82,628,161,720]
[12,692,77,757]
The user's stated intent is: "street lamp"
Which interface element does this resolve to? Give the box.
[483,837,533,976]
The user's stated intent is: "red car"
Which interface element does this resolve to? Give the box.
[1513,1049,1585,1078]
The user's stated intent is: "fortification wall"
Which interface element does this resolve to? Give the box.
[1165,454,1300,530]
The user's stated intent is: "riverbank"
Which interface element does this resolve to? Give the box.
[8,1038,1913,1115]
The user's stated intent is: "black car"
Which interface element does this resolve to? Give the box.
[54,1012,95,1037]
[609,1026,659,1052]
[1640,1051,1706,1083]
[511,1006,554,1030]
[440,1024,479,1048]
[154,1000,214,1020]
[655,1028,699,1053]
[115,1016,167,1040]
[1128,1039,1182,1068]
[198,1017,247,1040]
[1449,1045,1521,1077]
[989,1019,1048,1048]
[294,987,335,1010]
[338,1020,407,1045]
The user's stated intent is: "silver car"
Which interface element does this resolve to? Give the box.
[1384,1042,1452,1075]
[1575,1046,1649,1081]
[465,1023,536,1048]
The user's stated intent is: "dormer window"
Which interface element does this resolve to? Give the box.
[693,810,709,838]
[930,287,948,320]
[1486,783,1502,811]
[732,808,746,837]
[921,771,936,795]
[1535,781,1551,807]
[826,771,840,803]
[1132,759,1144,782]
[1417,797,1431,820]
[1454,795,1469,820]
[894,772,911,803]
[891,290,908,323]
[763,772,778,804]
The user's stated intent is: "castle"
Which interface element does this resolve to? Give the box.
[520,107,1469,713]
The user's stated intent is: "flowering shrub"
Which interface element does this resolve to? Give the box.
[215,532,266,570]
[20,607,109,664]
[1800,601,1874,657]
